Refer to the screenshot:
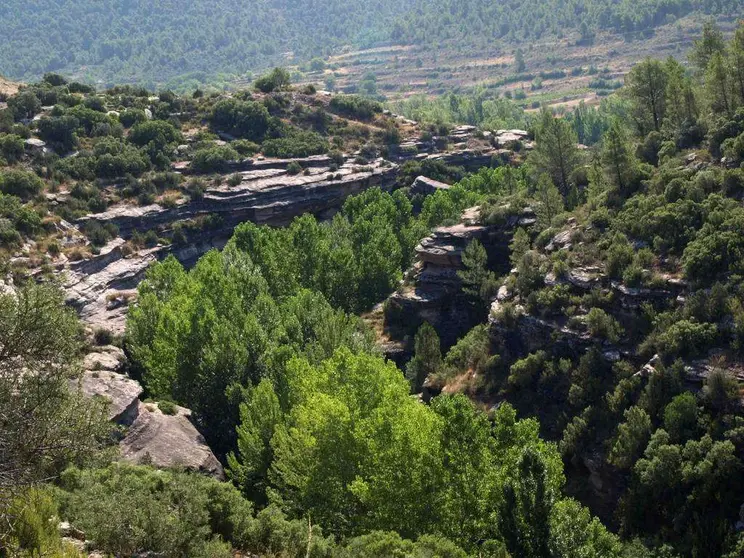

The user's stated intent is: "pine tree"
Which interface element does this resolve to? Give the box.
[601,119,637,197]
[689,20,726,74]
[624,58,668,134]
[535,174,564,228]
[509,228,531,268]
[731,25,744,106]
[405,322,443,392]
[705,51,733,116]
[515,48,526,73]
[663,58,698,140]
[529,110,581,196]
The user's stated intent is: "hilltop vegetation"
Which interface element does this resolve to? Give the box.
[0,0,739,87]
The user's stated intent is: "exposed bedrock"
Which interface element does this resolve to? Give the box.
[73,344,224,478]
[384,205,536,351]
[79,158,399,238]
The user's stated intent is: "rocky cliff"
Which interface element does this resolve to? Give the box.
[383,205,536,352]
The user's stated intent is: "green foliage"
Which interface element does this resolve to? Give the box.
[601,119,638,196]
[458,239,499,304]
[0,193,42,239]
[535,174,564,228]
[254,68,291,93]
[609,406,652,469]
[0,282,110,519]
[209,98,271,142]
[228,379,283,504]
[529,110,582,196]
[624,58,668,134]
[329,95,383,120]
[0,133,25,163]
[58,464,254,557]
[622,431,742,557]
[0,168,44,200]
[191,145,240,173]
[92,136,149,177]
[663,392,700,443]
[406,322,442,391]
[585,308,623,343]
[261,129,329,158]
[128,119,181,148]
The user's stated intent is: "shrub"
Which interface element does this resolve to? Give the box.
[84,221,118,247]
[119,108,147,128]
[585,308,623,343]
[128,120,180,148]
[656,320,717,359]
[286,161,302,175]
[93,328,114,346]
[0,169,44,200]
[329,95,383,120]
[185,178,206,200]
[0,133,25,163]
[231,139,260,156]
[191,145,239,173]
[209,99,271,142]
[261,130,328,158]
[253,68,291,93]
[158,400,177,415]
[227,173,243,186]
[605,237,634,279]
[58,465,254,557]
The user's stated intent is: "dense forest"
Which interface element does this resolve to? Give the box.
[4,18,744,558]
[0,0,739,87]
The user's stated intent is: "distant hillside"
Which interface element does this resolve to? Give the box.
[0,0,402,88]
[0,0,739,88]
[395,0,741,45]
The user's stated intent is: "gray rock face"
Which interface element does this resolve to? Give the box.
[79,158,398,238]
[64,244,160,335]
[73,346,141,424]
[410,175,451,196]
[83,345,125,372]
[75,369,143,424]
[385,206,530,350]
[120,401,224,479]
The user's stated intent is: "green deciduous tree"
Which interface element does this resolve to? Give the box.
[228,379,284,504]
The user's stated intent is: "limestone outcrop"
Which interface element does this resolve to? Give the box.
[384,206,535,350]
[74,345,142,424]
[79,158,398,238]
[120,401,225,479]
[74,343,224,478]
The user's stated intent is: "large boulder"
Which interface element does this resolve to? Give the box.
[73,346,142,424]
[410,175,451,196]
[120,401,224,479]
